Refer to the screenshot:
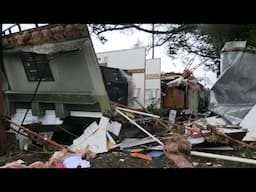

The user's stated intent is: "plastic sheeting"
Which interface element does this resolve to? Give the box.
[209,42,256,125]
[63,155,90,168]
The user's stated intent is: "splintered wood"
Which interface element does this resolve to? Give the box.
[163,135,192,168]
[5,118,71,152]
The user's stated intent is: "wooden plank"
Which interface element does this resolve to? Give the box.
[163,88,185,109]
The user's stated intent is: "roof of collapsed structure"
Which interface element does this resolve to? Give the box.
[2,24,89,50]
[161,71,205,89]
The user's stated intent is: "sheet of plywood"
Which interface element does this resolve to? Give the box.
[163,88,185,109]
[70,116,109,153]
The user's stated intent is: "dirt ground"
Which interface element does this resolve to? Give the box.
[2,128,256,168]
[1,149,256,168]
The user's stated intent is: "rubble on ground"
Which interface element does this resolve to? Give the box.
[2,56,256,168]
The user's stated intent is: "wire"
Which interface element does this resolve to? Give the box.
[20,78,42,126]
[20,52,50,126]
[57,125,79,138]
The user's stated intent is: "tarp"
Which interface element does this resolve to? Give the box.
[209,41,256,125]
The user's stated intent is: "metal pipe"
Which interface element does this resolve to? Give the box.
[116,106,160,118]
[57,125,78,138]
[152,24,154,59]
[191,151,256,165]
[115,108,163,146]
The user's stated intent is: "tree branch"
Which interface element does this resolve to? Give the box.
[94,25,135,35]
[90,24,197,36]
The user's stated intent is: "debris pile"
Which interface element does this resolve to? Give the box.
[2,41,256,168]
[163,135,192,168]
[161,69,209,113]
[3,67,256,168]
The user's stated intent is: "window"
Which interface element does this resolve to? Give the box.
[21,52,54,81]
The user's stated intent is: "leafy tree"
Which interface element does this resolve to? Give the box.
[88,24,256,75]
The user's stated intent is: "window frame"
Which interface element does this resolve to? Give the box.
[20,52,54,82]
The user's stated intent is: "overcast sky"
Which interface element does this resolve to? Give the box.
[91,27,217,88]
[2,24,217,87]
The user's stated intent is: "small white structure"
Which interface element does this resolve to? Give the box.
[97,48,161,109]
[145,58,161,108]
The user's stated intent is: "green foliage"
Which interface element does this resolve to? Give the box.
[89,24,256,74]
[146,98,161,115]
[247,27,256,47]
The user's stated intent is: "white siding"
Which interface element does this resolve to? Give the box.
[145,58,161,108]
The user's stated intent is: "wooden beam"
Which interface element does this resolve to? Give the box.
[5,118,75,153]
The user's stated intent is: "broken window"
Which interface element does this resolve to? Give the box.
[21,52,54,81]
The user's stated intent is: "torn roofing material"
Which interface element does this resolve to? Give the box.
[209,41,256,125]
[2,24,89,50]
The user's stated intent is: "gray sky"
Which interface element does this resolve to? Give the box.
[2,24,217,87]
[91,26,217,87]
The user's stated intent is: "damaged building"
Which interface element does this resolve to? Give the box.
[1,24,111,148]
[2,24,256,169]
[161,71,210,113]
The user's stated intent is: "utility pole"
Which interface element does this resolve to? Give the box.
[152,24,154,59]
[0,23,7,155]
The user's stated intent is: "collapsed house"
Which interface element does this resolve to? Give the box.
[161,71,209,112]
[1,24,111,147]
[3,25,256,168]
